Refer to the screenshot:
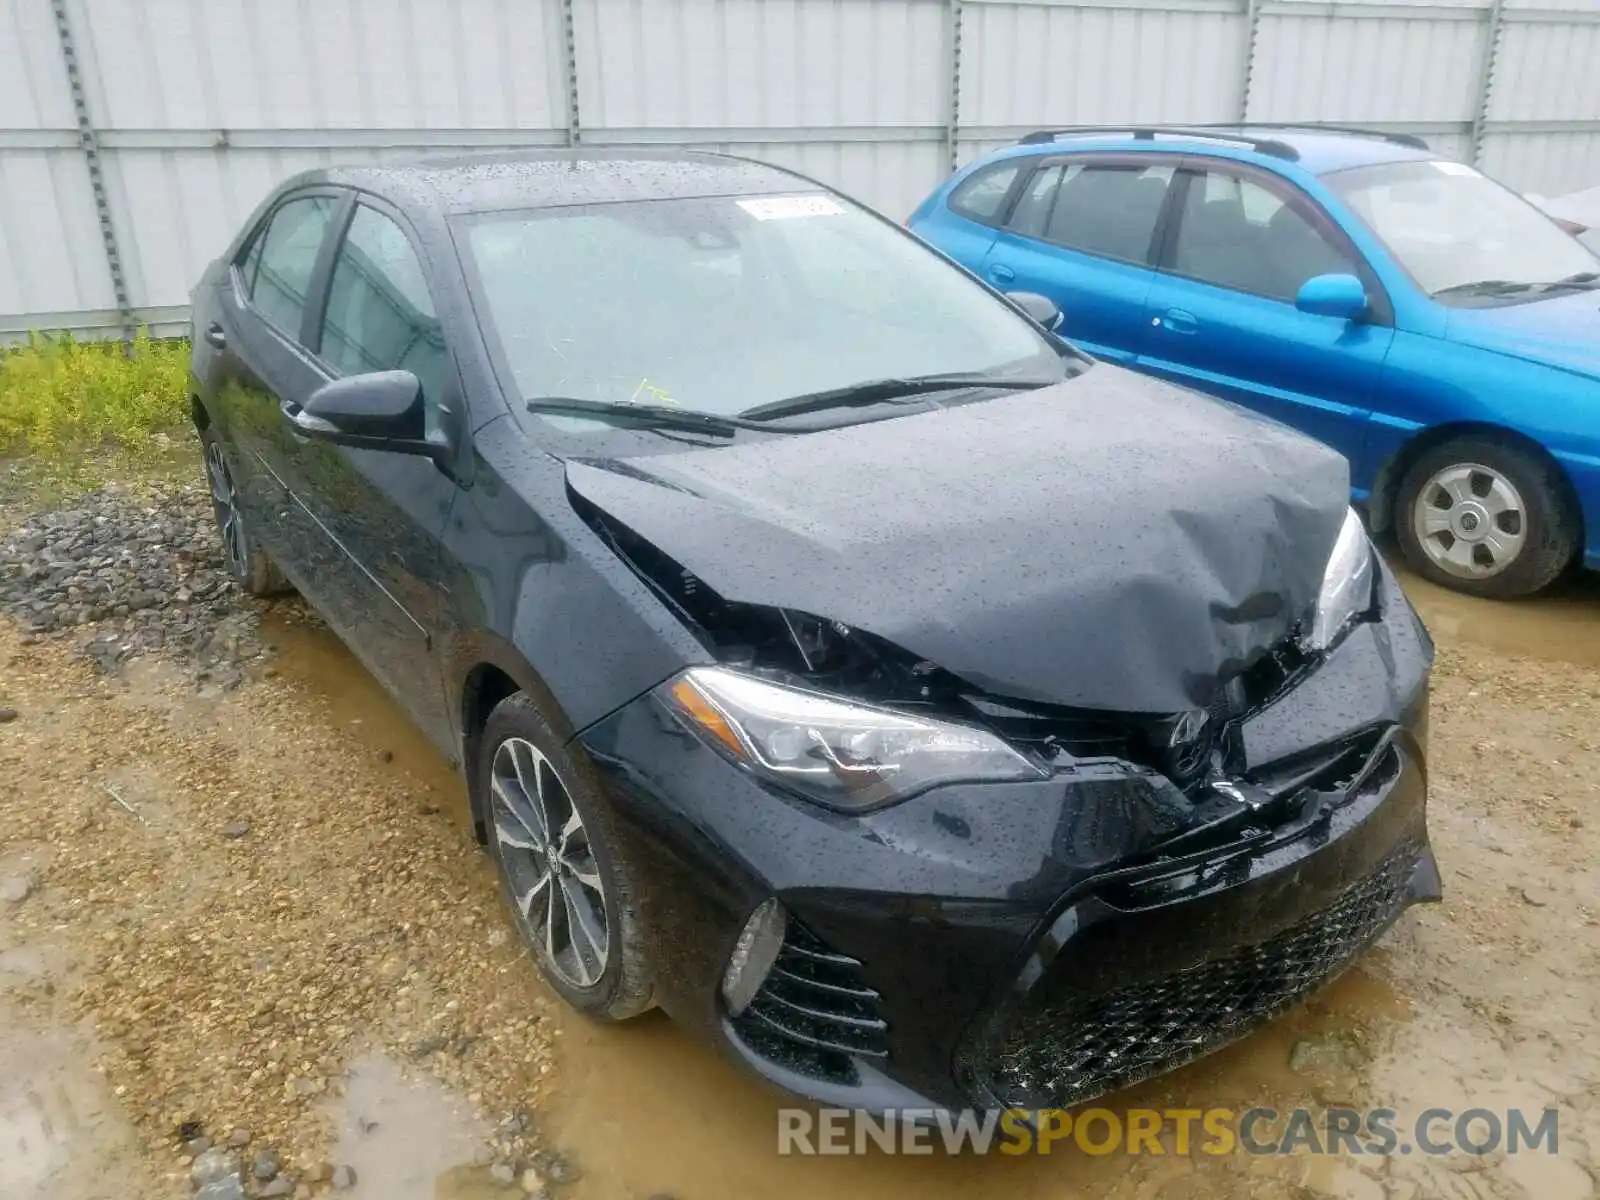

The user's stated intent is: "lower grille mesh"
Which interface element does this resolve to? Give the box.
[988,844,1419,1108]
[732,920,888,1085]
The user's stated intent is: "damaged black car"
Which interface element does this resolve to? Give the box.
[188,148,1440,1113]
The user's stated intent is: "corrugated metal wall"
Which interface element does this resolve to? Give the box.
[2,0,1597,340]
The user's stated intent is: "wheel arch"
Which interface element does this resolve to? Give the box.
[1367,421,1584,547]
[453,634,578,845]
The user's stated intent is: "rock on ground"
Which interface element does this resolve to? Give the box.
[0,484,270,686]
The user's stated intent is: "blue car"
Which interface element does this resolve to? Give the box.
[909,125,1600,598]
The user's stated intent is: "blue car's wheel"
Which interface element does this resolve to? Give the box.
[1396,437,1578,598]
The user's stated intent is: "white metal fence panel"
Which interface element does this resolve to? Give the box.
[72,0,568,132]
[1483,130,1600,196]
[575,0,947,130]
[1490,18,1600,122]
[959,0,1246,134]
[1247,8,1488,125]
[2,0,1598,340]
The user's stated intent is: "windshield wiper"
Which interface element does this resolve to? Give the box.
[1538,271,1600,293]
[1431,279,1537,299]
[739,374,1055,423]
[524,397,782,436]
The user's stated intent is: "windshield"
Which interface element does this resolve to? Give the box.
[459,192,1062,421]
[1325,159,1599,300]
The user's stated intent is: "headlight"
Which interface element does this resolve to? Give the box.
[1306,507,1375,651]
[657,666,1045,811]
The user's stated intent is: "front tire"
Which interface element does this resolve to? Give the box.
[479,691,654,1021]
[1395,437,1578,598]
[200,428,291,597]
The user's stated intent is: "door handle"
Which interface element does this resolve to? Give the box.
[989,263,1016,283]
[1154,308,1199,334]
[279,398,311,443]
[204,322,227,349]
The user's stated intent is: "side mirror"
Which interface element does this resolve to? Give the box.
[1295,273,1368,321]
[291,370,446,463]
[1006,290,1064,332]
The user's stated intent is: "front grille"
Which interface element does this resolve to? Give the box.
[732,920,888,1085]
[986,843,1419,1109]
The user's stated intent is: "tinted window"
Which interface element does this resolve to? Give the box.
[248,196,337,338]
[1043,164,1173,263]
[320,206,449,422]
[949,163,1022,222]
[1008,166,1064,239]
[1171,169,1354,301]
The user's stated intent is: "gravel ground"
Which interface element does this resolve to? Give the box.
[0,482,566,1199]
[0,620,565,1199]
[0,484,271,687]
[2,480,1598,1200]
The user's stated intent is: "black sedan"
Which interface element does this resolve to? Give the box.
[188,149,1440,1114]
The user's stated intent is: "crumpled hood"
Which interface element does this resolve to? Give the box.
[1447,290,1600,379]
[566,366,1349,713]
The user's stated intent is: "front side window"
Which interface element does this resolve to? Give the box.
[462,192,1061,424]
[319,205,449,420]
[1170,169,1354,301]
[1325,159,1598,301]
[245,195,338,338]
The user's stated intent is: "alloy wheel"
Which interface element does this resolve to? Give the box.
[489,736,610,988]
[1411,461,1527,580]
[204,441,247,576]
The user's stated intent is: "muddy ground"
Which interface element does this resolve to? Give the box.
[2,487,1599,1200]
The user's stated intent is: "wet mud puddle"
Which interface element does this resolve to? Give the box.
[0,898,160,1200]
[324,1055,490,1199]
[182,595,1600,1198]
[1395,564,1600,669]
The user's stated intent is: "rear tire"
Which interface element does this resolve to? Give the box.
[200,428,291,597]
[479,691,654,1021]
[1394,436,1578,598]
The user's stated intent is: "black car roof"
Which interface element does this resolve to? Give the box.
[303,149,815,215]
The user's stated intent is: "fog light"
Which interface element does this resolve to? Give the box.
[721,898,787,1016]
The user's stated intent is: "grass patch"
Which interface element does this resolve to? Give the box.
[0,331,198,518]
[1,331,192,458]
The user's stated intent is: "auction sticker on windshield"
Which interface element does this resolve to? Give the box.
[737,195,845,220]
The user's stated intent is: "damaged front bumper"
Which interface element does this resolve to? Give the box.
[576,562,1438,1112]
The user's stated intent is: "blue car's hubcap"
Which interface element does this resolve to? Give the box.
[1413,462,1527,580]
[489,736,610,988]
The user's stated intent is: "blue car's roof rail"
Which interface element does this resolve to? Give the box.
[1195,122,1431,151]
[1016,126,1299,161]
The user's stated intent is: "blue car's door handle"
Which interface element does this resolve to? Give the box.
[1155,308,1199,334]
[989,263,1016,283]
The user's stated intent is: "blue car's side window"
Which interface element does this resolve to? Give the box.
[1009,166,1064,238]
[1169,169,1356,302]
[948,162,1023,224]
[1005,162,1174,267]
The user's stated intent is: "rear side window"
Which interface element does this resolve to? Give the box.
[1043,164,1174,263]
[319,205,449,422]
[245,195,338,338]
[1009,166,1064,239]
[948,163,1022,223]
